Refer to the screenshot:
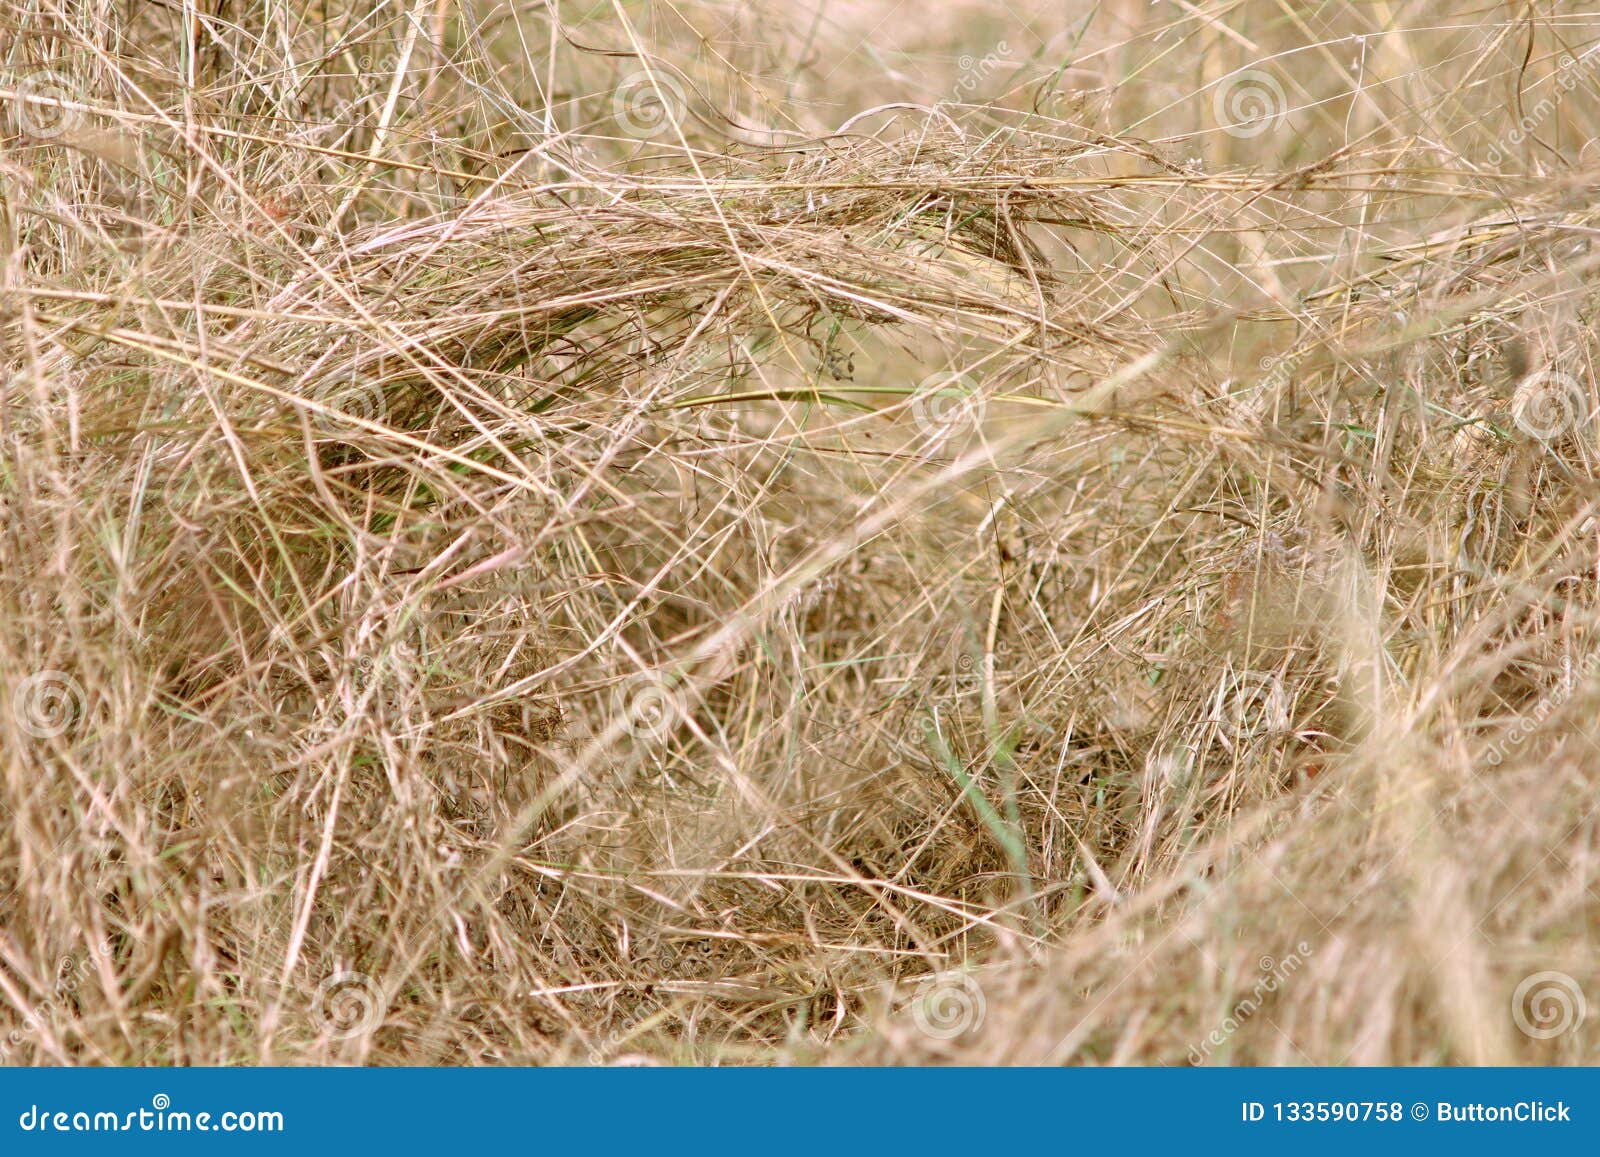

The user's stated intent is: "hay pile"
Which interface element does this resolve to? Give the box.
[2,0,1598,1063]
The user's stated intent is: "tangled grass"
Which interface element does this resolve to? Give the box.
[3,0,1600,1064]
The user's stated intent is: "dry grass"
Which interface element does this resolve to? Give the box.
[3,0,1600,1064]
